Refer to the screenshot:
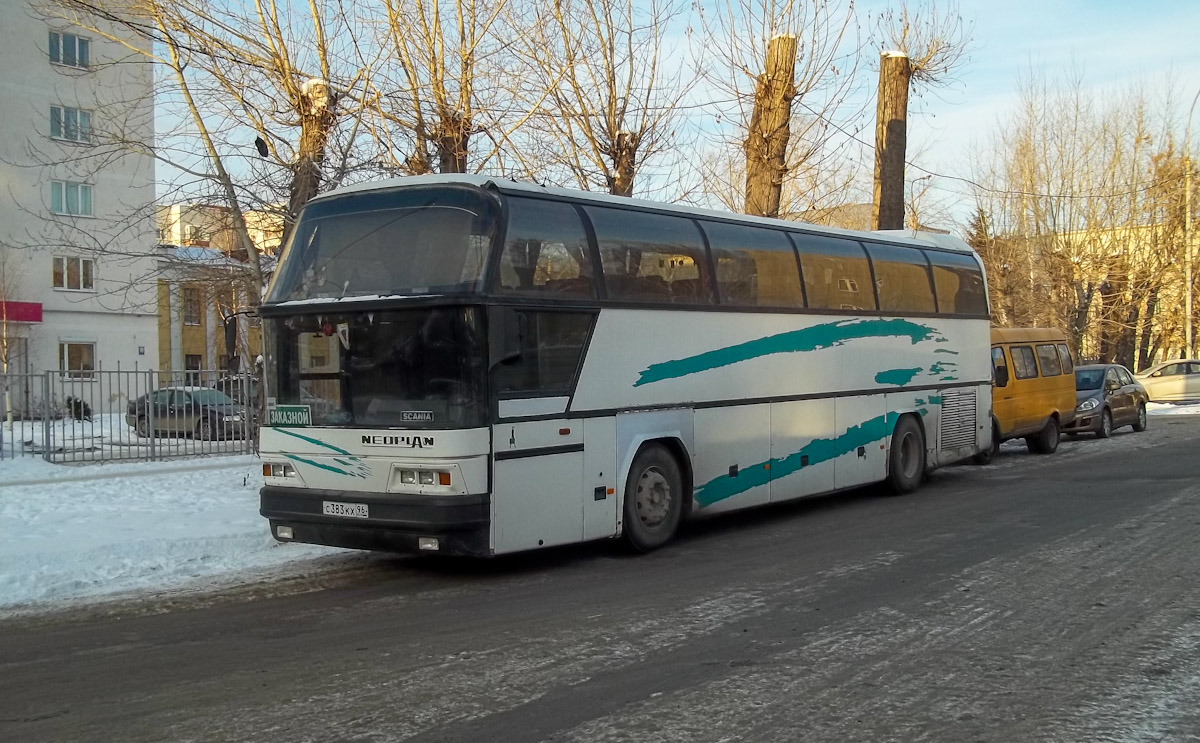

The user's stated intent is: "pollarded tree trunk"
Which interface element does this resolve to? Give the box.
[435,110,470,174]
[1137,286,1158,371]
[872,50,911,230]
[609,131,638,197]
[743,34,798,218]
[284,80,338,248]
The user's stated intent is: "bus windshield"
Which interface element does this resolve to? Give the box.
[266,187,499,303]
[265,307,487,429]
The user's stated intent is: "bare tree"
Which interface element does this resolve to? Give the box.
[375,0,546,177]
[511,0,690,196]
[694,0,863,217]
[46,0,382,305]
[871,0,970,229]
[972,72,1195,366]
[0,247,30,426]
[697,112,862,218]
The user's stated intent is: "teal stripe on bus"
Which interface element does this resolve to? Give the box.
[635,318,947,387]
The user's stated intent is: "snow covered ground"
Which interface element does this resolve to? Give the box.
[2,401,1198,616]
[0,454,352,615]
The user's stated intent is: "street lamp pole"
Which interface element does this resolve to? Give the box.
[1186,88,1200,359]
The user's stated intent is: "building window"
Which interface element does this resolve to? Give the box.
[185,353,203,385]
[53,256,95,290]
[182,287,202,325]
[50,180,93,216]
[59,342,95,379]
[50,106,92,143]
[49,32,90,68]
[184,224,207,246]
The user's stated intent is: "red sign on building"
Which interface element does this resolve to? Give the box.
[0,301,43,323]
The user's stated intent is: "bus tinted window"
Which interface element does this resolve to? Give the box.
[1011,345,1038,379]
[267,187,498,302]
[1057,343,1074,373]
[585,207,713,305]
[701,222,804,308]
[1036,343,1062,376]
[497,198,596,298]
[794,234,876,311]
[926,251,988,316]
[493,311,593,394]
[864,243,935,313]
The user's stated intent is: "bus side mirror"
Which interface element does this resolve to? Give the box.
[488,307,524,367]
[994,366,1009,388]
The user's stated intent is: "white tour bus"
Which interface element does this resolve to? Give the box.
[259,174,991,556]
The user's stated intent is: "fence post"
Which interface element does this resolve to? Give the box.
[147,370,156,462]
[41,372,51,462]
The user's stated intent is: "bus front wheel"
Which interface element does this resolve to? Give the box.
[622,444,684,553]
[887,416,925,494]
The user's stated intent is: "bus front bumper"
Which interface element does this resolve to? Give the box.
[260,486,490,556]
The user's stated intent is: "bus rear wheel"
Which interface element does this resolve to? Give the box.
[887,415,925,494]
[1027,417,1060,454]
[622,444,683,553]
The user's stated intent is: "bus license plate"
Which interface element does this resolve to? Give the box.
[323,501,368,519]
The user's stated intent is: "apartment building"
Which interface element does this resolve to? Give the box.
[0,2,157,384]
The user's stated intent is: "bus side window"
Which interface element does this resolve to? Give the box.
[493,311,594,395]
[926,251,988,316]
[991,346,1009,387]
[1036,343,1062,376]
[1056,343,1074,373]
[1010,346,1038,380]
[701,221,803,308]
[496,197,597,298]
[794,234,876,311]
[585,206,714,305]
[864,243,936,313]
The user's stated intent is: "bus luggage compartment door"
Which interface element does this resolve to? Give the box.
[492,420,585,553]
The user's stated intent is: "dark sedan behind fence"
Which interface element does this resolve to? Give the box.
[0,368,257,463]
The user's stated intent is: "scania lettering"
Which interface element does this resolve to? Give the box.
[258,175,992,556]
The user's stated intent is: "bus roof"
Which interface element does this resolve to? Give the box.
[991,327,1068,344]
[311,174,977,254]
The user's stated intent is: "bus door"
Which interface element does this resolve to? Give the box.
[492,417,585,553]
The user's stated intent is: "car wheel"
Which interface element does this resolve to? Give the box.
[1096,409,1113,439]
[1029,418,1060,454]
[196,417,215,441]
[622,444,684,553]
[887,415,925,493]
[135,416,149,438]
[1132,404,1148,432]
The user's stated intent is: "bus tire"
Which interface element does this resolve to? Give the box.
[1028,417,1060,454]
[622,444,683,553]
[887,415,925,494]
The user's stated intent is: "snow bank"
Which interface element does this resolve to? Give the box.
[0,455,344,613]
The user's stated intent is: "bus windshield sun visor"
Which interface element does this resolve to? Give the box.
[266,187,500,303]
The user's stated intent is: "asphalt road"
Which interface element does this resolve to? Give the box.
[3,416,1200,742]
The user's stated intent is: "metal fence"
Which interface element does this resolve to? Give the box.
[0,367,257,463]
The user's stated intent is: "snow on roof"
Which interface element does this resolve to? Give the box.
[314,174,976,254]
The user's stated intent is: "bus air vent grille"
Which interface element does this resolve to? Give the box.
[938,388,977,450]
